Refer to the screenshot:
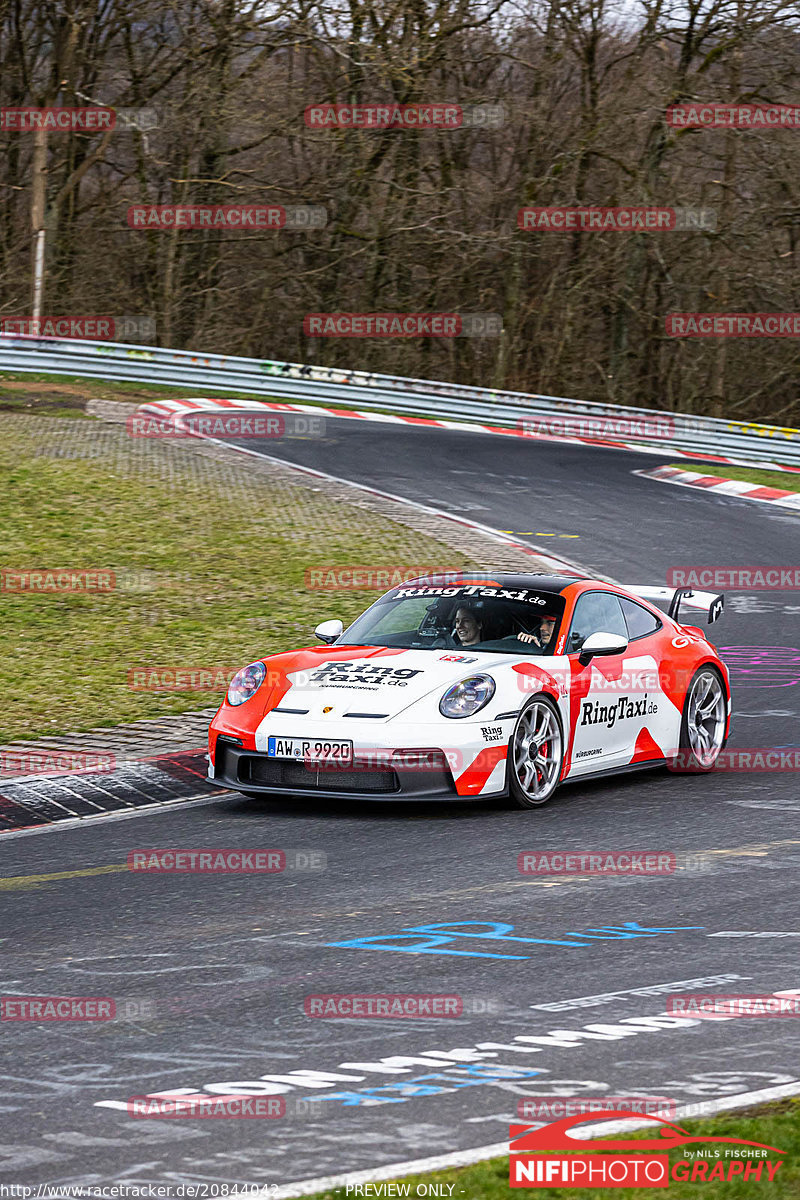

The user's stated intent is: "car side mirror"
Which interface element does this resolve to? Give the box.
[314,619,343,645]
[578,631,628,665]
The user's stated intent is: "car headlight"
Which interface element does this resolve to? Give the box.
[439,674,496,719]
[227,661,267,706]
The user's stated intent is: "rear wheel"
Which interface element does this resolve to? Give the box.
[508,696,564,809]
[676,666,727,771]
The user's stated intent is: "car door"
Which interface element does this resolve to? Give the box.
[565,590,648,771]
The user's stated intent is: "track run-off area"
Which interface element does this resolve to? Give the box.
[3,420,800,1193]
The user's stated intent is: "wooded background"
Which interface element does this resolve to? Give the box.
[1,0,798,421]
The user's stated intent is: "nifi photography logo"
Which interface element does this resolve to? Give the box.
[509,1110,785,1187]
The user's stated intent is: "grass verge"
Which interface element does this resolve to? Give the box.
[0,415,472,741]
[303,1100,799,1200]
[673,463,800,492]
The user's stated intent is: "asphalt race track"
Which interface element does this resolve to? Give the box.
[4,423,800,1192]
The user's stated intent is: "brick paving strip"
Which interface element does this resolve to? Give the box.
[0,398,561,830]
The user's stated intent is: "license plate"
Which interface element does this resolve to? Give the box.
[267,736,353,765]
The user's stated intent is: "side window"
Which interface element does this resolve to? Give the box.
[620,596,662,641]
[566,591,627,653]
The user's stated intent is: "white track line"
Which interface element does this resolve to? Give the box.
[270,1081,800,1198]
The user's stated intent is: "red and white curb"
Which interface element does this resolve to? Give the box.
[636,465,800,511]
[133,395,800,471]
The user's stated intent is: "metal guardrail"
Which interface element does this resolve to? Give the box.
[1,334,799,465]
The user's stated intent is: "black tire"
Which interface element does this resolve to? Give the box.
[507,694,565,809]
[672,665,727,773]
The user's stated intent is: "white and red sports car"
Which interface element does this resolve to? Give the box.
[208,573,730,808]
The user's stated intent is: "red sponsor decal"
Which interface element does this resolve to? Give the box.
[0,107,114,131]
[2,997,115,1020]
[127,850,285,873]
[305,103,462,129]
[304,994,463,1018]
[518,852,676,876]
[1,569,116,593]
[666,313,800,337]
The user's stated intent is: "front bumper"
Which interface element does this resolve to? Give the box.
[210,739,506,801]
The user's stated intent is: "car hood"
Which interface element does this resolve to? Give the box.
[265,645,515,721]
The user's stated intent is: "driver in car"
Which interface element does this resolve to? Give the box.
[453,605,484,646]
[517,613,557,650]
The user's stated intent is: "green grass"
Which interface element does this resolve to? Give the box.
[674,462,800,493]
[0,416,472,740]
[304,1101,800,1200]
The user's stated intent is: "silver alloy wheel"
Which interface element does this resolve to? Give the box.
[687,669,726,767]
[512,700,563,804]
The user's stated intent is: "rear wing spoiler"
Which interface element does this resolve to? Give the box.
[622,585,724,625]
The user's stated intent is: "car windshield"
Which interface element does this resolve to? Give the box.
[337,583,566,654]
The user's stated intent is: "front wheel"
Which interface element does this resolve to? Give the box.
[507,695,564,809]
[675,666,727,772]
